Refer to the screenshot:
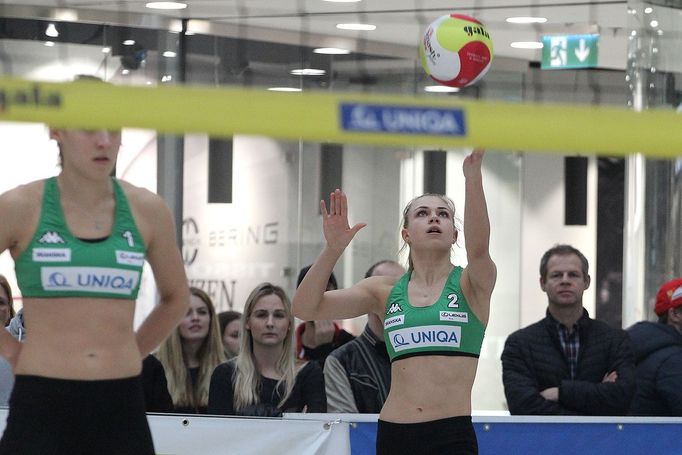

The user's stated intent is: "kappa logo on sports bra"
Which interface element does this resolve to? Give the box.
[38,231,65,244]
[387,302,403,315]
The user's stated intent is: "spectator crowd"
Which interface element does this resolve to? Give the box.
[2,246,682,417]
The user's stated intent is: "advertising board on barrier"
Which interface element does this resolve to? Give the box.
[0,410,350,455]
[1,407,682,454]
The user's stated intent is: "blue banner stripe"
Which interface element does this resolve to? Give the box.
[340,103,466,136]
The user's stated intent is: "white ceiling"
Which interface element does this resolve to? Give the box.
[2,0,681,71]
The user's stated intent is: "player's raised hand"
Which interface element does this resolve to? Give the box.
[320,189,366,253]
[463,148,484,179]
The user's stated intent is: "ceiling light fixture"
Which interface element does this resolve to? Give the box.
[163,51,177,58]
[424,85,460,93]
[123,39,136,46]
[510,41,543,49]
[55,9,78,22]
[506,17,547,24]
[268,87,302,92]
[102,46,111,54]
[644,7,653,13]
[45,23,59,38]
[145,2,187,9]
[44,41,55,47]
[649,20,659,27]
[336,23,376,31]
[290,68,326,76]
[314,47,351,55]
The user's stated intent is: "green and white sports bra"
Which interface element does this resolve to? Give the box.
[15,177,146,300]
[383,266,486,362]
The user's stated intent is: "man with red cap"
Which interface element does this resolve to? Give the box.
[627,278,682,415]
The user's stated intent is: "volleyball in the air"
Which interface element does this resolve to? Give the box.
[419,14,493,88]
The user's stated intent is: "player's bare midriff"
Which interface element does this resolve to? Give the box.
[380,355,478,423]
[14,298,142,380]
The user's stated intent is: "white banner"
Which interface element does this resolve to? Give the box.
[0,410,351,455]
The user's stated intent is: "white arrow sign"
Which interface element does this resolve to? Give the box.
[574,38,590,62]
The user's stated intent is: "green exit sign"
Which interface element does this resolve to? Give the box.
[541,34,599,69]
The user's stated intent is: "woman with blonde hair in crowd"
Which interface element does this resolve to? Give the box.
[158,287,225,414]
[208,282,326,416]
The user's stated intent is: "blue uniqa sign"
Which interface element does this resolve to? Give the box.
[340,103,466,136]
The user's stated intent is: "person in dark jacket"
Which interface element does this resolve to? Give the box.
[501,244,635,415]
[627,277,682,416]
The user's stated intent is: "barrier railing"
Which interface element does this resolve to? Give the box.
[1,409,681,454]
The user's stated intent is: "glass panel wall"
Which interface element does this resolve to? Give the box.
[0,5,650,411]
[624,0,682,324]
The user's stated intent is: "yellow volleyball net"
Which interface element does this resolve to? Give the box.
[1,77,680,157]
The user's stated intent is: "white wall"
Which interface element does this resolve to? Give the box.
[519,153,597,328]
[183,135,298,313]
[342,146,404,285]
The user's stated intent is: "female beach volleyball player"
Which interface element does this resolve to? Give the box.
[0,120,189,453]
[293,150,496,454]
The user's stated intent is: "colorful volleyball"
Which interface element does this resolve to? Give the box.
[419,14,493,88]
